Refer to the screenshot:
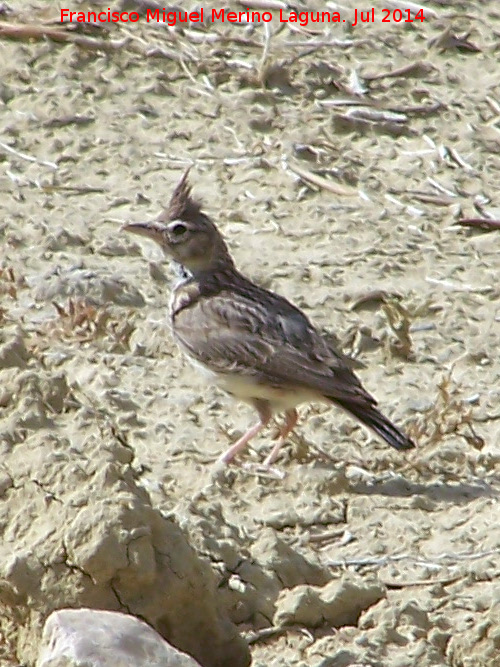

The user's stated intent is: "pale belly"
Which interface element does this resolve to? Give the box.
[184,356,321,412]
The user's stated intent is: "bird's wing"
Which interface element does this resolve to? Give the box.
[173,289,375,407]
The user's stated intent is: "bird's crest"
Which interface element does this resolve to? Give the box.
[167,167,203,222]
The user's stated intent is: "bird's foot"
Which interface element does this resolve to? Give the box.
[211,452,286,480]
[209,457,285,482]
[240,461,286,480]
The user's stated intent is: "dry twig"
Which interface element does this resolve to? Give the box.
[384,0,438,19]
[456,218,500,232]
[285,162,355,196]
[0,141,57,170]
[363,61,435,82]
[327,547,500,570]
[0,22,129,51]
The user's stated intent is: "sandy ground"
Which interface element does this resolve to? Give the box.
[1,0,500,665]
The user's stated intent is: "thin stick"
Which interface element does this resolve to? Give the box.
[384,0,438,18]
[447,147,474,172]
[456,218,500,231]
[426,277,493,294]
[0,141,57,170]
[0,23,129,52]
[237,0,287,9]
[283,39,362,48]
[382,576,462,588]
[259,20,272,73]
[0,23,72,42]
[286,162,355,196]
[427,177,457,198]
[363,61,435,81]
[327,548,500,569]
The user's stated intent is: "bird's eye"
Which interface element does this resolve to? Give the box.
[171,223,188,237]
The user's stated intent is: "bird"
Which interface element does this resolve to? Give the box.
[122,169,415,469]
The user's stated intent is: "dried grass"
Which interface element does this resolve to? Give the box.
[407,373,485,451]
[30,298,135,351]
[0,267,18,300]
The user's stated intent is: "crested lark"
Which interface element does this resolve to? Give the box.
[123,170,415,467]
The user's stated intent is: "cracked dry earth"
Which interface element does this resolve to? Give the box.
[1,1,500,666]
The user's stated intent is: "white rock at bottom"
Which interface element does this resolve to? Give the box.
[37,608,203,667]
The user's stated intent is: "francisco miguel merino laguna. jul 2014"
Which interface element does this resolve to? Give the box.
[60,7,426,26]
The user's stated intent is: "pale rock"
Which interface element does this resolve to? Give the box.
[37,608,203,667]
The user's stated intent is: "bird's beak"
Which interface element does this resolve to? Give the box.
[121,221,165,245]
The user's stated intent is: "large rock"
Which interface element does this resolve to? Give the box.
[37,608,203,667]
[0,363,250,667]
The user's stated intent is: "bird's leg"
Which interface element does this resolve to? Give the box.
[263,408,299,466]
[217,401,271,465]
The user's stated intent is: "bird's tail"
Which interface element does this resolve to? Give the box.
[335,400,415,451]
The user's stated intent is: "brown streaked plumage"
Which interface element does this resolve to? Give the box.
[123,169,415,467]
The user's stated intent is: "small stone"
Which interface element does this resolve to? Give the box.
[274,574,386,629]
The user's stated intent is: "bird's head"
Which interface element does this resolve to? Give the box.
[123,169,234,274]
